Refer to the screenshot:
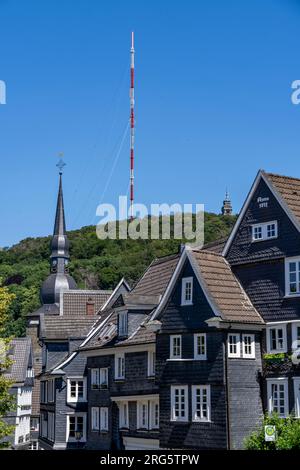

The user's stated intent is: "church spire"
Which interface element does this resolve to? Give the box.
[221,189,233,215]
[50,157,70,268]
[40,156,77,305]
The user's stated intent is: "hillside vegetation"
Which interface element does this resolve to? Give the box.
[0,212,237,337]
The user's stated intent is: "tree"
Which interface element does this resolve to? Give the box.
[0,283,16,448]
[244,413,300,450]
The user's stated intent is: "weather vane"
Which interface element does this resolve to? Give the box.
[56,152,66,174]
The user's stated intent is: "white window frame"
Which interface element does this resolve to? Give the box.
[242,334,255,359]
[285,257,300,296]
[91,407,99,431]
[293,378,300,418]
[251,220,278,242]
[194,333,207,360]
[137,400,149,429]
[100,368,108,388]
[228,333,240,358]
[292,322,300,351]
[67,377,87,403]
[170,385,188,422]
[192,385,211,422]
[115,353,125,380]
[170,335,182,359]
[66,413,87,442]
[147,350,155,377]
[119,402,129,429]
[149,399,159,429]
[91,368,99,389]
[266,324,287,353]
[267,378,289,418]
[118,311,128,337]
[100,407,109,432]
[181,277,193,306]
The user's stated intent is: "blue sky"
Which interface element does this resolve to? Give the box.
[1,0,300,246]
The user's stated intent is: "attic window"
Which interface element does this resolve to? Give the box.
[181,277,193,306]
[86,299,95,316]
[251,221,278,242]
[118,312,128,337]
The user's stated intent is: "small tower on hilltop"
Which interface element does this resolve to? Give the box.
[221,189,233,215]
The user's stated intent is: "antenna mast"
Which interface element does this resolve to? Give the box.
[129,31,135,220]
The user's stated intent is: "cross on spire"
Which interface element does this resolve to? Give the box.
[56,152,66,174]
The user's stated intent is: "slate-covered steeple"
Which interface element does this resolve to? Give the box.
[40,160,77,305]
[50,173,70,272]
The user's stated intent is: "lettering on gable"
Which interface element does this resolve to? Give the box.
[257,196,269,209]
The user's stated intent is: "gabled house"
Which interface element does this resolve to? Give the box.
[2,338,33,449]
[223,170,300,420]
[79,254,180,450]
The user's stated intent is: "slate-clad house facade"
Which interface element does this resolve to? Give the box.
[2,338,33,449]
[26,167,300,450]
[223,170,300,421]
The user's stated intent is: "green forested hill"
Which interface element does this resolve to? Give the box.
[0,212,237,337]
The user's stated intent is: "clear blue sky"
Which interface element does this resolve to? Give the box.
[1,0,300,247]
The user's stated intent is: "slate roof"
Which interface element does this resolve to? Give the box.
[41,290,112,340]
[202,238,228,254]
[190,249,264,324]
[264,171,300,224]
[80,254,180,351]
[132,253,180,296]
[4,338,32,385]
[61,290,112,316]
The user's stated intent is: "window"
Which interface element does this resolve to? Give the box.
[91,407,99,431]
[292,322,300,350]
[171,385,188,422]
[228,334,240,358]
[252,221,278,242]
[293,378,300,418]
[48,413,55,441]
[267,379,288,418]
[100,407,109,431]
[285,257,300,296]
[137,401,149,429]
[192,385,211,422]
[91,369,99,389]
[181,277,193,305]
[194,333,207,360]
[67,414,86,442]
[148,350,155,377]
[119,402,129,428]
[41,381,47,403]
[170,335,182,359]
[30,418,39,431]
[115,353,125,380]
[150,400,159,429]
[41,413,48,438]
[100,368,108,388]
[67,378,86,402]
[118,311,128,337]
[47,380,55,402]
[267,325,287,353]
[242,334,255,359]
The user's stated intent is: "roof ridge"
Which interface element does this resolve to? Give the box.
[264,171,300,182]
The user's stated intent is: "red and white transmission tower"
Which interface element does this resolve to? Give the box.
[129,31,135,220]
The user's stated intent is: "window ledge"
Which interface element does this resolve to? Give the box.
[114,379,125,383]
[180,303,193,307]
[284,294,300,299]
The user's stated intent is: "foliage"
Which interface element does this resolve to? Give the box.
[0,283,16,448]
[244,413,300,450]
[0,213,237,337]
[263,353,287,362]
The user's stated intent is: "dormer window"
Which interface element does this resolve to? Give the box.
[118,312,128,337]
[181,277,193,306]
[251,221,278,242]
